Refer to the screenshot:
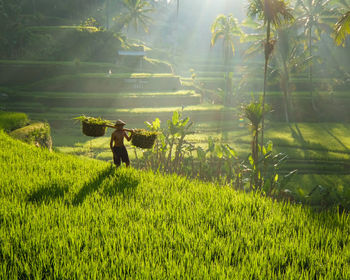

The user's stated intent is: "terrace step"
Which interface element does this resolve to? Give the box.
[0,59,173,86]
[7,90,201,108]
[26,73,183,93]
[280,159,350,175]
[177,62,243,74]
[18,105,236,123]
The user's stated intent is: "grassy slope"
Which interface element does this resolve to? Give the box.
[1,131,350,279]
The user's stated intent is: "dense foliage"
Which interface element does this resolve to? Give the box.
[0,111,29,131]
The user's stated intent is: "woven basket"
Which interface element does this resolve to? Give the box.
[131,131,157,149]
[82,121,106,137]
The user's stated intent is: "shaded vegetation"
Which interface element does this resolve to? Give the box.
[0,111,29,132]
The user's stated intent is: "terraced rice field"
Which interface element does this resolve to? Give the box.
[2,62,350,181]
[1,130,350,279]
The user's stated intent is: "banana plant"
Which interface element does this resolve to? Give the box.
[242,98,270,190]
[168,111,193,172]
[144,117,165,170]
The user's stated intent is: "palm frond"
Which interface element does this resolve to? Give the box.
[334,11,350,46]
[241,33,265,43]
[248,0,294,27]
[210,14,243,55]
[211,14,226,33]
[244,40,264,57]
[210,31,224,46]
[241,17,263,29]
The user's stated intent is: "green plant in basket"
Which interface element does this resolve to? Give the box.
[74,115,113,137]
[131,129,159,149]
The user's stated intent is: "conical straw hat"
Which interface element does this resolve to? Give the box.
[115,119,126,126]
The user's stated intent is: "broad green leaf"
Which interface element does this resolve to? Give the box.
[225,144,237,158]
[181,117,190,127]
[152,118,161,130]
[248,155,254,167]
[172,111,179,125]
[215,144,223,159]
[145,121,152,129]
[267,141,273,153]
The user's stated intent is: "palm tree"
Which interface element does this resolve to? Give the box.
[211,14,242,102]
[247,0,294,150]
[116,0,154,33]
[334,10,350,46]
[272,27,306,122]
[294,0,333,110]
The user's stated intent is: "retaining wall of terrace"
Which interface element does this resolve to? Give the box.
[28,76,182,92]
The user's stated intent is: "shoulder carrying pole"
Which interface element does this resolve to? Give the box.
[105,124,133,132]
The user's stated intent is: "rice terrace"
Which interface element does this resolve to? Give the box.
[1,0,350,278]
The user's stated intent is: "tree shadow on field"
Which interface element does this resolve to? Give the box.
[322,124,350,152]
[288,123,312,158]
[289,123,307,146]
[72,165,115,206]
[27,182,69,204]
[103,169,139,198]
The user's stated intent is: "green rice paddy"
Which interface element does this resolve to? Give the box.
[1,130,350,279]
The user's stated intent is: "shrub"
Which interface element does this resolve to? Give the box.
[10,122,52,150]
[0,111,29,132]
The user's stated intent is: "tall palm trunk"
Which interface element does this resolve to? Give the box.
[282,70,290,123]
[224,40,230,104]
[261,19,271,152]
[309,27,316,111]
[250,125,260,189]
[106,0,110,29]
[225,65,229,103]
[283,90,289,122]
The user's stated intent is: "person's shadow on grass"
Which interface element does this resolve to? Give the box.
[72,165,116,206]
[27,166,115,205]
[102,168,139,198]
[73,165,139,205]
[27,182,69,204]
[27,165,139,205]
